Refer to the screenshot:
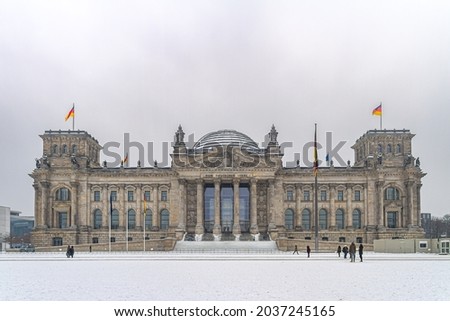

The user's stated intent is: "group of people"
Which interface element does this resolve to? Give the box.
[292,245,311,257]
[292,242,364,262]
[337,243,363,262]
[66,245,75,258]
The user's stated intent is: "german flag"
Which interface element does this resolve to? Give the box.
[372,104,382,116]
[65,105,75,121]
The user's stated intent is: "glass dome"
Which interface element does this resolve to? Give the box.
[192,129,261,153]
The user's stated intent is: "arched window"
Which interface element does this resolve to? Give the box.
[93,209,102,229]
[319,209,328,229]
[62,144,68,154]
[128,209,136,229]
[336,209,345,230]
[52,144,58,154]
[144,209,153,231]
[160,209,170,230]
[352,209,362,229]
[387,144,392,153]
[378,144,383,153]
[284,208,294,230]
[396,144,402,154]
[111,209,119,229]
[56,188,70,201]
[385,187,400,200]
[72,144,77,155]
[302,209,311,230]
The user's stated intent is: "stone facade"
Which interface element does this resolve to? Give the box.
[30,127,425,250]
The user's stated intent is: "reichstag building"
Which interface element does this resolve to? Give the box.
[30,125,425,250]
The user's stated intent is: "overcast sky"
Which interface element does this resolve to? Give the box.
[1,0,449,217]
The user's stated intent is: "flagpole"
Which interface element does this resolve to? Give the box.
[380,102,383,130]
[109,193,112,253]
[72,103,75,131]
[314,123,319,253]
[126,208,129,252]
[143,210,146,252]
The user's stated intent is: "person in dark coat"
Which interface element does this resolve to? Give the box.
[69,246,75,258]
[306,245,311,258]
[349,242,356,262]
[293,245,299,255]
[342,245,348,259]
[66,245,71,258]
[337,245,341,257]
[358,243,364,262]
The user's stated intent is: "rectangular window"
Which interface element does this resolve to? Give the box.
[320,190,327,201]
[52,237,63,246]
[110,191,117,201]
[419,241,427,249]
[92,237,99,244]
[387,212,397,228]
[337,190,344,201]
[58,212,68,228]
[287,190,294,201]
[128,191,134,202]
[94,191,101,202]
[303,191,310,201]
[144,191,151,202]
[354,190,361,201]
[161,190,168,201]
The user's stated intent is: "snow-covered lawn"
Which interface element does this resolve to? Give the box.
[1,251,449,301]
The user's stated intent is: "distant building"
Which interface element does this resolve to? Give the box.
[30,126,426,250]
[421,213,432,238]
[10,211,34,238]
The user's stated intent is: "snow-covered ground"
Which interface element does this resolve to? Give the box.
[1,244,449,301]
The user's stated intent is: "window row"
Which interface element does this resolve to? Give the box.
[286,190,362,202]
[377,143,402,154]
[52,144,77,155]
[93,190,167,202]
[92,208,169,230]
[284,208,362,230]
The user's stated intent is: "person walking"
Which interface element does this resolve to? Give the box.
[337,245,341,257]
[293,245,299,255]
[306,245,311,258]
[66,245,71,258]
[342,245,348,259]
[358,243,364,262]
[69,246,75,258]
[349,242,356,262]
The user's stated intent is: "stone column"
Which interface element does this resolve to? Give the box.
[119,185,125,229]
[295,183,302,230]
[232,178,241,235]
[136,184,142,229]
[69,182,78,227]
[329,184,336,230]
[40,181,50,228]
[415,183,422,226]
[268,179,276,231]
[213,179,221,235]
[250,179,259,234]
[152,185,159,229]
[178,179,186,231]
[346,184,352,229]
[408,181,415,227]
[102,185,108,230]
[195,179,204,235]
[377,182,385,226]
[33,183,43,228]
